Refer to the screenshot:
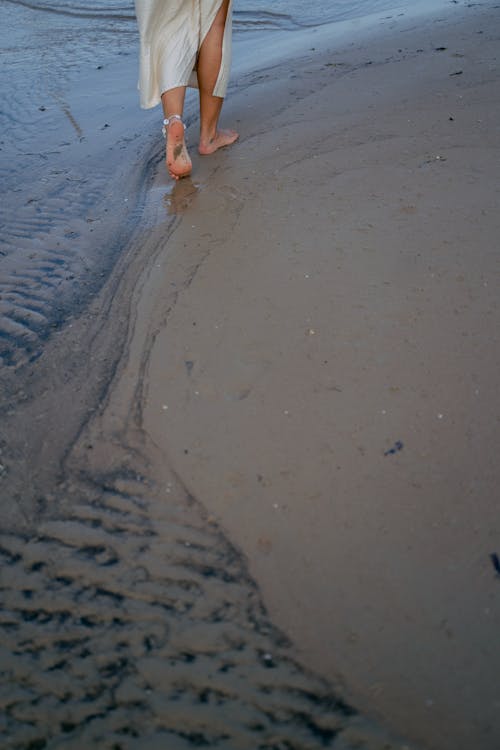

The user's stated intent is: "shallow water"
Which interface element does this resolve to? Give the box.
[2,0,414,29]
[0,1,145,369]
[234,0,412,30]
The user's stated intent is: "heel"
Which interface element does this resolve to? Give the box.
[163,115,192,180]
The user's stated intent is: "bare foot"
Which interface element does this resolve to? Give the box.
[198,129,239,156]
[166,119,192,180]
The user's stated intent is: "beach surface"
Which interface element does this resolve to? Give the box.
[1,1,499,748]
[141,3,500,748]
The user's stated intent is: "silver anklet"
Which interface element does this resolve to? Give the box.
[162,114,186,139]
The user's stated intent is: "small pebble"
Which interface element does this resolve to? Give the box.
[384,440,404,457]
[490,553,500,576]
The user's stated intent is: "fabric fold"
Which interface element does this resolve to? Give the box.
[135,0,233,109]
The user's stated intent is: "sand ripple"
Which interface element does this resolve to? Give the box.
[0,460,398,749]
[0,1,148,369]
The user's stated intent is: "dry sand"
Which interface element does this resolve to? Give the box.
[134,4,500,749]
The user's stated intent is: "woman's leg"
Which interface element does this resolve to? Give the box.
[197,0,238,155]
[161,85,192,180]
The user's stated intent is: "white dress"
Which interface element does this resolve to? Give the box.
[134,0,233,109]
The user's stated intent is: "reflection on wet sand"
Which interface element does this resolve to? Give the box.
[163,179,200,216]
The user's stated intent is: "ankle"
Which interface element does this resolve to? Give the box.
[162,114,185,138]
[200,125,217,144]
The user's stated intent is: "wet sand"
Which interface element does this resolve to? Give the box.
[1,1,499,749]
[140,4,500,749]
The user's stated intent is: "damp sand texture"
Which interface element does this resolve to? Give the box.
[1,1,500,750]
[142,4,500,750]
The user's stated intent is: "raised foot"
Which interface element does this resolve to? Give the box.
[166,119,192,180]
[198,129,239,156]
